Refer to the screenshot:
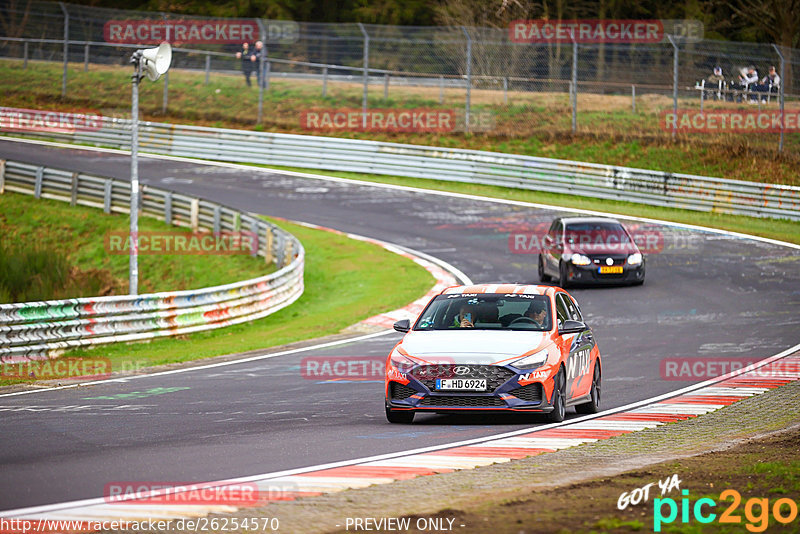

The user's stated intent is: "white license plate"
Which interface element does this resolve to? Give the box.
[435,378,487,391]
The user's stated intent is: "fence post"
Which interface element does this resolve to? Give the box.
[264,54,271,91]
[668,35,678,140]
[34,167,43,199]
[256,19,266,124]
[772,44,785,153]
[83,42,89,72]
[631,85,636,113]
[70,172,78,206]
[571,37,577,133]
[204,53,210,85]
[384,73,389,99]
[162,71,169,114]
[322,65,328,97]
[503,77,508,105]
[59,2,69,98]
[439,75,444,104]
[190,198,199,232]
[358,22,369,129]
[23,40,28,69]
[161,13,169,115]
[0,160,5,194]
[461,26,472,133]
[700,79,705,113]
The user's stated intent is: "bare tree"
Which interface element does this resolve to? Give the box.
[729,0,799,92]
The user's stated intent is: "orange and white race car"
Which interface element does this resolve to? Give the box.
[385,284,602,424]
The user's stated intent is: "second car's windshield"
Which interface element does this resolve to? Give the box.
[564,222,631,246]
[414,294,552,331]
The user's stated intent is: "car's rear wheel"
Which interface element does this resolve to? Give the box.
[558,261,569,288]
[544,368,566,423]
[575,363,601,414]
[538,255,551,282]
[386,406,415,424]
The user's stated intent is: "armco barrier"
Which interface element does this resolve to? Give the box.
[2,114,798,220]
[0,159,304,361]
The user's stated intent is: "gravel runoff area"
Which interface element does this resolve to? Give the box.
[208,378,800,534]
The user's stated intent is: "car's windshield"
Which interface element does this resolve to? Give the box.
[564,221,631,246]
[414,294,552,331]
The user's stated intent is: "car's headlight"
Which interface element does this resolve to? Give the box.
[570,253,592,266]
[389,350,417,372]
[511,349,549,370]
[627,253,643,266]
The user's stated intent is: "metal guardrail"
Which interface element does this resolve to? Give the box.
[0,159,304,360]
[3,114,798,220]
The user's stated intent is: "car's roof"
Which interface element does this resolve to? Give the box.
[558,216,622,225]
[442,284,557,296]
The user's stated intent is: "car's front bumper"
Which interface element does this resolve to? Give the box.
[385,364,557,414]
[564,262,645,285]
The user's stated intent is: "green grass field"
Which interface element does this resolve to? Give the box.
[0,192,272,299]
[1,59,798,185]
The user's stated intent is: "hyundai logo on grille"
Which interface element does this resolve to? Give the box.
[453,366,471,376]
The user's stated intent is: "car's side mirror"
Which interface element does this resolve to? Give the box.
[559,320,586,335]
[393,319,411,333]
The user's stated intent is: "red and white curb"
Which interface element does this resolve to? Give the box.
[2,350,798,528]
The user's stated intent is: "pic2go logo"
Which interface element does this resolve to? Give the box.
[654,489,799,532]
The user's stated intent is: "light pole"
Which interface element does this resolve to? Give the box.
[129,42,171,295]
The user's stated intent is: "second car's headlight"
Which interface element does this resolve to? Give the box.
[511,349,549,369]
[570,253,592,266]
[627,253,643,266]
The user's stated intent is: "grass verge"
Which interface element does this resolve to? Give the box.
[1,59,798,185]
[0,191,271,299]
[399,425,800,534]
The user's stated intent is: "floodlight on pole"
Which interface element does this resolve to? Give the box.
[129,42,171,295]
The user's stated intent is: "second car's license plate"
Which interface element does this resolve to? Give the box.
[436,378,487,391]
[598,266,623,274]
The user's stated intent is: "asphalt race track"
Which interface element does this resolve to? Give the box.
[1,139,799,511]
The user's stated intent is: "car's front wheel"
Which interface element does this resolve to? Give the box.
[386,406,415,424]
[575,363,601,414]
[544,368,566,423]
[558,261,569,288]
[538,255,551,282]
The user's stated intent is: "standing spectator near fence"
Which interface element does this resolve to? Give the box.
[235,42,254,86]
[252,40,267,88]
[706,66,725,100]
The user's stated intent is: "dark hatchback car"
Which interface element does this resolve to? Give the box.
[538,217,645,287]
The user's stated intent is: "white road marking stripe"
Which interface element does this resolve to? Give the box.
[363,456,509,469]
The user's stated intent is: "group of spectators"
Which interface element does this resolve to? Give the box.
[705,65,780,103]
[234,41,266,87]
